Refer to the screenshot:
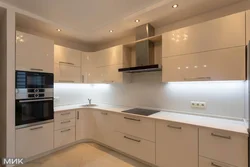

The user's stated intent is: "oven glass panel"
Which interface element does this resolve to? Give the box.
[16,71,53,89]
[15,99,54,126]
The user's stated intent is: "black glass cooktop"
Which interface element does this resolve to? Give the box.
[121,108,160,116]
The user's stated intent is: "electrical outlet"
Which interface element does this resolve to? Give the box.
[190,101,206,109]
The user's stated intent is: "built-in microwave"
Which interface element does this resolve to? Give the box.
[15,71,54,128]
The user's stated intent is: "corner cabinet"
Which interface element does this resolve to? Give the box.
[162,12,246,82]
[16,31,54,73]
[54,45,81,83]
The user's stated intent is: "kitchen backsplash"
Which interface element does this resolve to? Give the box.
[54,72,246,119]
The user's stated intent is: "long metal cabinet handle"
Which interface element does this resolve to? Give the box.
[124,136,141,143]
[30,68,43,71]
[82,75,85,83]
[167,125,182,130]
[61,129,71,133]
[211,162,223,167]
[101,112,108,115]
[59,80,75,83]
[211,133,231,140]
[61,112,70,116]
[59,61,74,66]
[124,117,140,122]
[184,77,211,81]
[61,120,71,124]
[30,126,43,130]
[77,111,79,119]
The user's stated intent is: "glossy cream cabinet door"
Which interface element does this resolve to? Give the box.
[97,65,123,83]
[199,157,235,167]
[54,45,81,67]
[95,45,124,67]
[16,31,54,73]
[58,64,81,83]
[16,123,54,158]
[54,126,76,148]
[246,10,250,43]
[156,121,198,167]
[162,46,245,82]
[162,12,245,57]
[76,109,95,140]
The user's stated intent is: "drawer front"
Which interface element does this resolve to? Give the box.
[156,121,198,167]
[54,118,76,130]
[199,128,248,167]
[199,157,235,167]
[114,114,155,142]
[54,126,76,148]
[114,132,155,164]
[55,110,76,121]
[16,122,54,158]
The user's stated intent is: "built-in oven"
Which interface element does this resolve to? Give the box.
[15,71,54,128]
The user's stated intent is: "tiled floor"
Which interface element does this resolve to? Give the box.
[18,143,151,167]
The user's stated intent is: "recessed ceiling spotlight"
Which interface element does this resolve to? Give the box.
[56,29,62,32]
[172,4,178,8]
[109,30,113,33]
[135,19,140,23]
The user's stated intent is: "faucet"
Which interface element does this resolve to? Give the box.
[88,98,92,105]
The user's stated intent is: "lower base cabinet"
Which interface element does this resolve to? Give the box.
[199,157,234,167]
[114,132,155,164]
[16,122,54,158]
[156,121,198,167]
[54,126,75,148]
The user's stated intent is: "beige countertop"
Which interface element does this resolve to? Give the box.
[54,104,248,136]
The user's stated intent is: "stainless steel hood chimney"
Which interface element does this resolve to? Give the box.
[118,24,161,73]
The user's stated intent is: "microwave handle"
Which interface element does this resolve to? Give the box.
[19,99,53,103]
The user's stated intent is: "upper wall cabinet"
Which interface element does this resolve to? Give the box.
[54,45,81,67]
[162,12,245,57]
[162,46,246,82]
[16,31,54,73]
[54,45,82,83]
[246,10,250,43]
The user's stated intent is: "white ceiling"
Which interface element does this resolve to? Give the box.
[0,0,245,44]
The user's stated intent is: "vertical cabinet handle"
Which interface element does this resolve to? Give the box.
[82,75,85,83]
[77,111,79,119]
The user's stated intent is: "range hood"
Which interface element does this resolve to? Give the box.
[118,24,162,73]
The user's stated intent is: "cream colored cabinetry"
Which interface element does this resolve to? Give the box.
[92,110,117,147]
[199,157,235,167]
[199,128,248,167]
[76,109,95,140]
[246,10,250,43]
[54,110,76,148]
[162,12,245,57]
[54,45,81,83]
[162,46,245,82]
[16,31,54,73]
[156,121,198,167]
[16,122,54,158]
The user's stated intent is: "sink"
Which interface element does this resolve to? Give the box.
[81,104,97,107]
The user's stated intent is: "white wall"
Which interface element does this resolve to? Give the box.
[55,72,246,120]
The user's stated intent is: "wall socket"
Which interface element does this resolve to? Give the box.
[191,101,206,109]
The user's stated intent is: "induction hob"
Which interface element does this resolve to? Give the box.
[121,108,160,116]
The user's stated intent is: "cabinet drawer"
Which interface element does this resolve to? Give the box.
[114,132,155,164]
[16,123,54,158]
[55,110,76,121]
[54,118,76,130]
[156,121,198,167]
[199,157,235,167]
[54,126,76,148]
[199,128,248,167]
[113,114,155,142]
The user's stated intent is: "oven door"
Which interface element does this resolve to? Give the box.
[16,71,53,89]
[16,98,54,127]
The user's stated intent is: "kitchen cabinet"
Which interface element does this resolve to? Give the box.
[54,45,81,67]
[162,12,245,57]
[246,10,250,43]
[199,157,235,167]
[54,110,76,121]
[113,113,155,142]
[16,31,54,73]
[199,128,248,167]
[97,65,124,83]
[92,110,116,147]
[58,64,81,83]
[114,131,155,164]
[16,122,54,158]
[156,121,198,167]
[54,126,76,148]
[162,46,245,82]
[76,109,95,140]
